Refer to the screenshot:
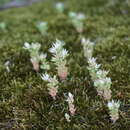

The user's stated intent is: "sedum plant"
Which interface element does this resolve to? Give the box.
[81,37,95,59]
[65,113,71,122]
[82,36,112,100]
[41,73,59,100]
[24,42,41,72]
[24,42,50,72]
[69,12,85,33]
[4,60,11,72]
[95,70,112,100]
[94,76,112,100]
[36,22,48,35]
[88,57,101,80]
[49,39,69,80]
[108,100,120,123]
[55,2,65,13]
[88,57,112,100]
[82,36,120,121]
[39,53,50,70]
[66,92,76,116]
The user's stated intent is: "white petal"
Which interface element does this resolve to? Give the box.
[65,113,70,122]
[68,92,73,98]
[69,12,77,18]
[81,37,86,44]
[61,49,68,58]
[40,53,47,59]
[24,42,30,49]
[77,13,85,20]
[56,2,64,8]
[108,101,113,108]
[41,73,50,81]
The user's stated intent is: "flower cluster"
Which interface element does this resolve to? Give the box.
[88,57,112,101]
[108,100,120,123]
[65,113,71,122]
[41,73,59,100]
[22,6,121,123]
[88,58,101,80]
[66,92,76,116]
[82,38,112,101]
[81,37,95,59]
[39,53,50,70]
[94,75,112,100]
[55,2,64,13]
[82,37,120,122]
[69,12,85,33]
[36,22,48,35]
[49,39,68,80]
[24,42,50,71]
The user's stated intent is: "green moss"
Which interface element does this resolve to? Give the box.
[0,0,130,129]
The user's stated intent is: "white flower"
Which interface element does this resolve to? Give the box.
[82,37,95,59]
[56,2,64,8]
[49,39,68,79]
[49,39,64,53]
[77,13,85,20]
[61,49,68,58]
[49,44,58,53]
[95,79,104,85]
[108,100,120,110]
[68,92,73,99]
[30,57,38,62]
[66,93,76,115]
[24,42,41,50]
[94,77,111,89]
[5,61,10,66]
[48,87,58,100]
[88,57,96,64]
[105,77,111,84]
[67,92,74,104]
[88,58,101,69]
[81,37,94,46]
[65,113,71,122]
[56,2,64,13]
[24,42,30,49]
[96,70,108,78]
[39,22,47,27]
[36,21,48,35]
[69,12,77,18]
[41,73,50,81]
[4,61,10,72]
[108,101,113,109]
[81,37,86,44]
[69,12,85,20]
[39,53,47,59]
[31,43,41,49]
[107,100,120,122]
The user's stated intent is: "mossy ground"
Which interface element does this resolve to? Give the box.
[0,0,130,129]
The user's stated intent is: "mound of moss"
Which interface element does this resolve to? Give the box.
[0,0,130,129]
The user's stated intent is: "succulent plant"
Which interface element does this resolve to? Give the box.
[49,39,69,80]
[108,100,120,123]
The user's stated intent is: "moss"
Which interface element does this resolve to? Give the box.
[0,0,130,129]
